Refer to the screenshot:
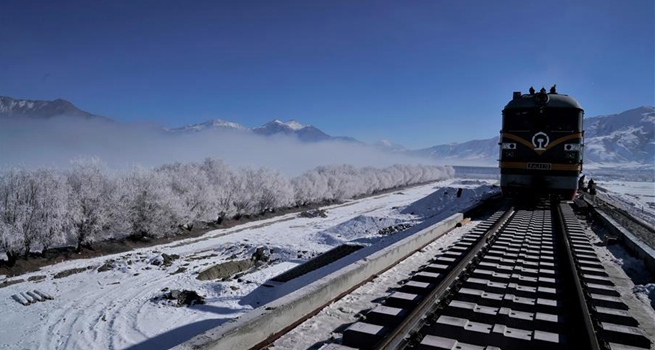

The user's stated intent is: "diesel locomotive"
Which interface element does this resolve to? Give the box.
[499,86,584,199]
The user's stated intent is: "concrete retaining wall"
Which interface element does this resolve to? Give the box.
[173,213,463,350]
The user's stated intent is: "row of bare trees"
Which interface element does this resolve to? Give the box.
[0,158,453,264]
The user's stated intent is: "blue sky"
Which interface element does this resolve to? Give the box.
[1,0,653,149]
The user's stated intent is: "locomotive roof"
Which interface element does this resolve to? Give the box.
[504,93,583,110]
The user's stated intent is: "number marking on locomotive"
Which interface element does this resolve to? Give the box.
[527,162,552,170]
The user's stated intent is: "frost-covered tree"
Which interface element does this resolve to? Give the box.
[33,169,69,253]
[67,158,113,251]
[0,220,21,265]
[1,157,453,260]
[231,167,257,216]
[252,168,293,213]
[121,167,178,239]
[0,168,27,264]
[10,169,41,258]
[0,168,69,259]
[288,164,453,207]
[157,162,212,228]
[198,158,236,222]
[314,165,363,200]
[290,175,312,206]
[291,169,331,205]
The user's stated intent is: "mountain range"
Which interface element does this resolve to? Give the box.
[1,95,653,168]
[584,107,654,166]
[409,106,654,168]
[0,96,112,122]
[168,118,362,144]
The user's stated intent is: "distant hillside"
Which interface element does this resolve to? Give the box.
[0,96,111,122]
[167,119,248,133]
[253,119,332,142]
[375,139,407,153]
[3,95,652,169]
[411,137,499,166]
[170,118,361,144]
[413,106,654,169]
[583,106,654,166]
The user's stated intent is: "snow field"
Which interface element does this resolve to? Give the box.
[4,174,651,350]
[596,180,655,226]
[0,179,497,350]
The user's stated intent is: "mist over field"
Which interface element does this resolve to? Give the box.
[0,111,457,262]
[0,116,439,174]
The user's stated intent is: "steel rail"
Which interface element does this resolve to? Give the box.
[373,207,515,350]
[555,202,602,350]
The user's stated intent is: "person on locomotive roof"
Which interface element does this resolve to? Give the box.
[526,85,557,95]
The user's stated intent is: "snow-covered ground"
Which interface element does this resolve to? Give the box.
[595,180,655,226]
[0,179,498,350]
[2,174,652,350]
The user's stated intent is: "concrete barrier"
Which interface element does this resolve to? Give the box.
[173,213,463,350]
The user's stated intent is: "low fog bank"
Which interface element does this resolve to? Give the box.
[0,117,441,174]
[429,158,497,168]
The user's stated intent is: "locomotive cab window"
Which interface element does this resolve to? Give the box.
[502,111,533,131]
[544,111,582,132]
[503,109,582,132]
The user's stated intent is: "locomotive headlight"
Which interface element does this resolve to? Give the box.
[535,92,550,105]
[564,144,581,151]
[502,143,517,150]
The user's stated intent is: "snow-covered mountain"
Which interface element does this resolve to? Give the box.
[1,94,355,144]
[253,119,333,142]
[4,95,651,168]
[374,139,407,153]
[414,106,655,168]
[168,118,352,143]
[167,119,247,133]
[583,106,654,166]
[411,137,499,166]
[0,96,111,122]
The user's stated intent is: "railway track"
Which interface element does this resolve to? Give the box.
[588,193,655,250]
[318,200,652,350]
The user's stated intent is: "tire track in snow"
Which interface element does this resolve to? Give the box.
[39,270,186,350]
